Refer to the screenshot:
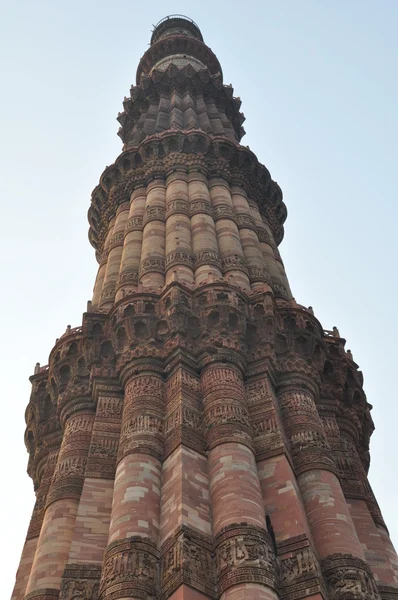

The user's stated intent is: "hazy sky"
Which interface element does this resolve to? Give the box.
[1,1,397,595]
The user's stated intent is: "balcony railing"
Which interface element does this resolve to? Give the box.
[153,15,199,30]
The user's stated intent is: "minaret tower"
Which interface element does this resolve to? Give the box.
[13,15,398,600]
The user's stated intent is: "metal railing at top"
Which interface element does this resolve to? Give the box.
[153,15,199,30]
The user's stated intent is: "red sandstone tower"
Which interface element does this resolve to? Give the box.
[12,15,398,600]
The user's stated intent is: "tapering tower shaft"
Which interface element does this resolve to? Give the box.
[12,14,398,600]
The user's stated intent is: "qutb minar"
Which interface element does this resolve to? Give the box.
[12,15,398,600]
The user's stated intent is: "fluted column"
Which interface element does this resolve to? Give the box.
[349,499,398,591]
[100,203,130,309]
[115,186,146,300]
[12,450,59,600]
[188,170,222,284]
[99,369,164,600]
[278,377,380,599]
[246,373,324,599]
[92,223,115,308]
[201,362,278,600]
[261,217,292,299]
[25,407,94,598]
[231,184,270,291]
[248,199,291,299]
[209,178,251,292]
[160,362,214,600]
[61,387,124,595]
[330,422,398,589]
[139,178,166,290]
[165,169,194,286]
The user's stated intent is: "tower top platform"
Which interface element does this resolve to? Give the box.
[151,15,204,45]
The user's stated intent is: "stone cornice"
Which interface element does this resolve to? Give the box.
[137,35,222,82]
[24,283,375,489]
[117,63,245,146]
[88,131,286,254]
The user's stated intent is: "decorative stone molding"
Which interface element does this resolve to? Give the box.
[378,584,398,599]
[89,134,286,254]
[213,523,277,594]
[60,564,101,600]
[201,363,253,450]
[321,553,380,600]
[279,387,337,476]
[25,590,60,600]
[99,537,159,599]
[118,372,164,462]
[160,526,216,599]
[15,16,397,600]
[26,449,59,539]
[277,534,324,600]
[139,257,166,277]
[46,411,94,506]
[86,393,123,479]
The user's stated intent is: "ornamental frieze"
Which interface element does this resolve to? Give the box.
[252,418,284,459]
[100,284,116,302]
[125,375,164,399]
[89,436,119,459]
[273,282,290,299]
[64,414,94,435]
[60,563,101,600]
[257,227,273,245]
[279,543,322,596]
[125,215,143,231]
[160,526,216,600]
[52,456,88,480]
[163,404,205,457]
[165,199,190,217]
[221,254,248,274]
[190,198,213,216]
[26,452,58,539]
[164,405,202,435]
[252,414,279,437]
[290,429,331,452]
[120,414,163,438]
[139,257,166,276]
[214,524,277,594]
[118,269,139,286]
[96,396,123,419]
[109,231,124,250]
[165,368,200,399]
[204,403,250,429]
[280,390,317,413]
[165,250,194,270]
[321,416,341,440]
[212,204,237,223]
[143,206,166,224]
[248,265,271,283]
[321,553,380,600]
[202,365,244,389]
[193,250,221,269]
[236,213,256,231]
[100,537,159,599]
[15,17,395,600]
[89,137,286,255]
[246,378,274,407]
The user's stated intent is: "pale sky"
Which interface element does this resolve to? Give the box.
[1,1,397,596]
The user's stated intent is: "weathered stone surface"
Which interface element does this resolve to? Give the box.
[11,14,397,600]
